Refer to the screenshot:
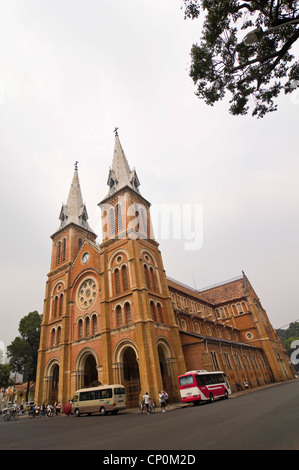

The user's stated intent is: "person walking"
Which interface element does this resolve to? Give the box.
[159,391,166,412]
[142,392,150,414]
[164,390,170,410]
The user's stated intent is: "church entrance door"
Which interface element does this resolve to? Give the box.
[83,354,98,387]
[122,347,140,408]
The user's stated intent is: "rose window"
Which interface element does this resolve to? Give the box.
[78,279,97,309]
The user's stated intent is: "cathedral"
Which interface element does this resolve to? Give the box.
[35,131,294,408]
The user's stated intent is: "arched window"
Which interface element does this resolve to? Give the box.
[144,265,151,289]
[78,238,83,252]
[92,315,97,335]
[59,294,63,316]
[116,305,122,326]
[234,353,243,370]
[156,303,162,323]
[134,203,140,232]
[57,326,61,344]
[150,267,156,291]
[236,303,243,314]
[114,268,121,294]
[86,317,90,337]
[121,265,129,290]
[54,296,58,319]
[211,350,220,370]
[51,329,56,347]
[78,319,83,339]
[124,302,131,323]
[224,351,232,370]
[140,207,147,234]
[149,300,155,320]
[62,238,66,262]
[57,241,61,265]
[109,207,115,237]
[116,203,123,233]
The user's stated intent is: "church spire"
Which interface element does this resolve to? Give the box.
[56,163,95,234]
[106,128,140,196]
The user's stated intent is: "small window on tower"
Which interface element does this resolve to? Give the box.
[57,241,61,265]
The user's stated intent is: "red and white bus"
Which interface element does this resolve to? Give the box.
[178,370,231,405]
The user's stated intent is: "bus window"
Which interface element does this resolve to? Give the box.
[114,387,125,395]
[179,375,194,386]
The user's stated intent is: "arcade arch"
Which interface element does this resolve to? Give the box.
[74,348,100,390]
[113,340,140,407]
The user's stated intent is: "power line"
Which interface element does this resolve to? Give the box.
[276,318,299,330]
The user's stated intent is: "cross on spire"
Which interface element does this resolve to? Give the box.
[113,127,119,136]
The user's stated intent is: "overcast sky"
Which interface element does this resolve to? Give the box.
[1,0,299,351]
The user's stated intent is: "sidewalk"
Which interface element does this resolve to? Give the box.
[124,378,299,414]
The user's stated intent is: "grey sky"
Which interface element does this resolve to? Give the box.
[1,0,299,350]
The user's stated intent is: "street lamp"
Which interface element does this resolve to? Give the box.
[243,28,264,46]
[243,18,299,45]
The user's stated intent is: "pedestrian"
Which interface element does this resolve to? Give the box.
[159,391,166,412]
[57,402,61,415]
[142,392,150,414]
[64,400,72,416]
[244,380,249,389]
[164,390,170,410]
[41,402,46,416]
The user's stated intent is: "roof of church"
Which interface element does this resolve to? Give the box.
[167,275,246,306]
[54,166,95,236]
[105,130,140,197]
[199,278,245,304]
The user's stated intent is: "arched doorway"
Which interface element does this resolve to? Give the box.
[45,360,60,405]
[84,354,98,387]
[75,349,99,390]
[114,342,140,408]
[123,347,140,407]
[51,364,59,403]
[157,341,176,402]
[123,348,139,381]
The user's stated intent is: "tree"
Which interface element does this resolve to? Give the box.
[7,311,42,401]
[0,364,13,390]
[183,0,299,117]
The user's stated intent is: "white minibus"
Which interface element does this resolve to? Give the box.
[72,384,126,416]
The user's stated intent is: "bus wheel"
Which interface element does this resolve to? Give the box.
[225,390,229,399]
[75,408,80,417]
[100,407,106,416]
[209,393,214,403]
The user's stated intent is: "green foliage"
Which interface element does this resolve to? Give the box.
[183,0,299,117]
[7,311,42,383]
[0,363,13,389]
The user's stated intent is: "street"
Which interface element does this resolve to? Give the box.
[0,380,298,451]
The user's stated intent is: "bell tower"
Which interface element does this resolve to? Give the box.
[35,164,97,406]
[98,130,185,404]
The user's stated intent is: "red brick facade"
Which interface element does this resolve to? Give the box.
[35,134,294,409]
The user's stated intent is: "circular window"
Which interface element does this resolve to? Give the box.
[246,332,254,340]
[77,278,97,310]
[181,319,187,330]
[82,252,90,264]
[116,255,122,264]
